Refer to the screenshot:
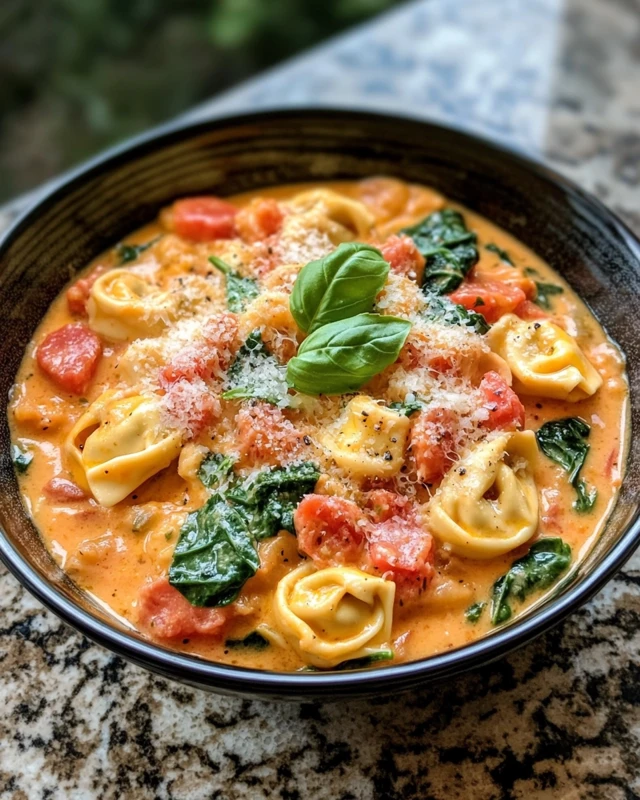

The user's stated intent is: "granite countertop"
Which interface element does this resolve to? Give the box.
[1,0,639,797]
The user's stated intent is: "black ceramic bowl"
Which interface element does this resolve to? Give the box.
[0,110,638,700]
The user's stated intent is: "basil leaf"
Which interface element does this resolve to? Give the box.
[116,236,160,264]
[169,494,260,607]
[209,256,259,313]
[224,631,270,650]
[422,292,490,335]
[11,443,33,474]
[536,418,597,512]
[223,329,288,405]
[287,313,411,396]
[198,452,235,490]
[465,602,486,624]
[533,281,564,311]
[290,243,389,334]
[402,209,478,295]
[485,243,514,265]
[490,538,572,624]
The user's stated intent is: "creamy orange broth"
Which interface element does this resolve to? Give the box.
[9,179,628,671]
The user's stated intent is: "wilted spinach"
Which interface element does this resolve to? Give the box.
[170,461,320,607]
[465,602,486,624]
[11,443,33,474]
[227,461,320,540]
[209,255,259,313]
[389,398,424,417]
[169,494,260,607]
[300,649,394,671]
[198,452,236,490]
[223,329,288,404]
[116,236,160,264]
[402,209,479,295]
[422,292,490,335]
[490,537,572,624]
[485,242,514,265]
[224,631,270,651]
[533,281,564,311]
[536,418,597,512]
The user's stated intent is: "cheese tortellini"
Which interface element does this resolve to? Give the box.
[274,563,395,668]
[426,431,539,559]
[321,395,410,479]
[88,269,180,340]
[65,390,181,507]
[288,189,374,244]
[488,314,602,401]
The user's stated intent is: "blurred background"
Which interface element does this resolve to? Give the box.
[0,0,403,204]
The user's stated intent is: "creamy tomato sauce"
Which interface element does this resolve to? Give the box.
[9,179,628,671]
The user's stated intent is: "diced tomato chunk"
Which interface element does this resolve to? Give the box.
[409,407,458,484]
[160,314,238,385]
[43,477,87,502]
[367,517,435,599]
[235,402,303,465]
[479,371,525,431]
[36,323,102,394]
[162,379,221,440]
[138,578,230,640]
[172,197,238,241]
[66,264,109,315]
[295,494,367,567]
[450,277,526,323]
[236,198,284,242]
[514,299,547,321]
[365,489,411,523]
[379,234,425,280]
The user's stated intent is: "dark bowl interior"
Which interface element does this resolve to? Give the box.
[0,110,638,700]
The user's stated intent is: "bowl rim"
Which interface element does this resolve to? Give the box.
[0,107,638,697]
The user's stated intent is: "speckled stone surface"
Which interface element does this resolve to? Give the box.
[1,1,639,797]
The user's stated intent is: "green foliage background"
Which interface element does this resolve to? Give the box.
[0,0,400,203]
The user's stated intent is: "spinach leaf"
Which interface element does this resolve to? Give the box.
[228,461,320,540]
[465,602,486,624]
[116,236,160,264]
[169,494,260,607]
[422,292,490,335]
[287,313,411,396]
[11,443,33,474]
[209,255,259,313]
[224,631,270,650]
[290,243,389,333]
[485,243,514,265]
[490,538,572,624]
[300,649,394,671]
[389,398,424,417]
[198,452,236,490]
[534,281,564,311]
[402,209,479,295]
[223,329,288,405]
[536,418,597,512]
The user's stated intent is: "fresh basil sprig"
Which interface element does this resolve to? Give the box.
[536,418,597,512]
[286,313,411,396]
[290,243,390,333]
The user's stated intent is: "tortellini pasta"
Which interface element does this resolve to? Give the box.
[488,314,602,401]
[289,189,374,244]
[65,390,181,507]
[320,395,410,478]
[273,563,395,668]
[88,268,180,340]
[426,431,539,559]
